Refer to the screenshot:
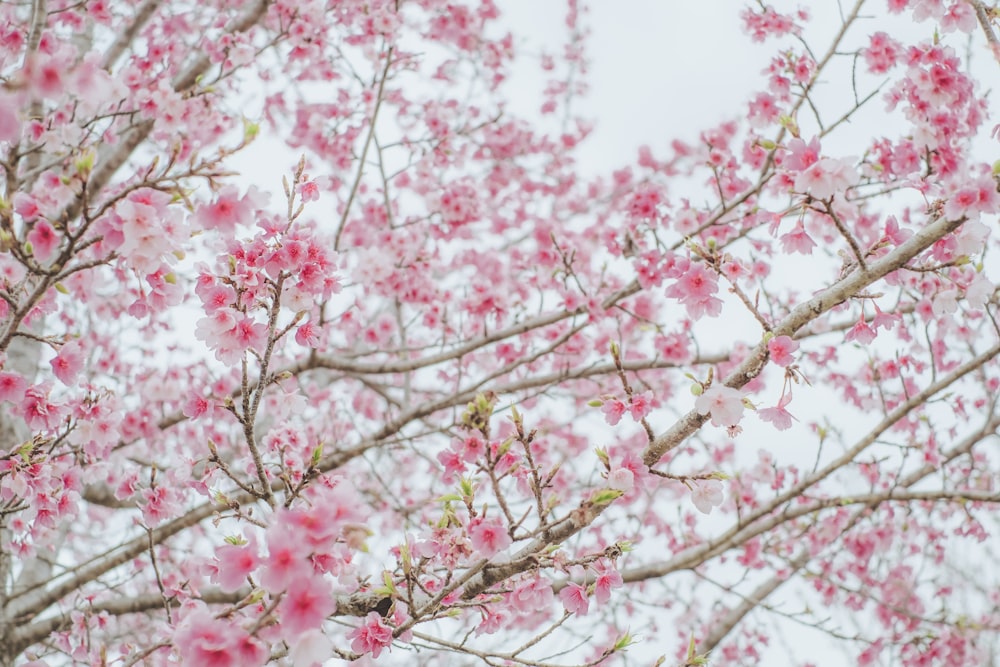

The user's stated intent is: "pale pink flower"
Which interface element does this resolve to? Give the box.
[0,372,28,403]
[182,394,210,419]
[779,222,816,255]
[628,390,654,421]
[965,273,993,310]
[260,528,310,594]
[50,340,84,385]
[212,537,260,593]
[863,32,903,74]
[195,185,255,234]
[667,264,723,319]
[299,180,320,202]
[290,629,332,667]
[845,316,877,345]
[606,467,635,493]
[691,479,725,514]
[784,136,821,171]
[601,399,626,426]
[759,390,796,431]
[174,607,267,667]
[695,385,745,427]
[558,582,589,615]
[592,565,623,604]
[951,221,989,256]
[140,485,181,527]
[509,577,554,614]
[794,157,857,199]
[117,197,187,273]
[940,1,976,32]
[469,517,511,557]
[767,335,799,367]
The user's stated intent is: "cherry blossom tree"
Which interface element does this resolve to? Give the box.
[1,1,999,665]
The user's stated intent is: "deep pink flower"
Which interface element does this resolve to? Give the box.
[182,394,210,419]
[279,575,335,636]
[468,517,511,557]
[295,321,320,348]
[27,220,59,263]
[349,612,394,658]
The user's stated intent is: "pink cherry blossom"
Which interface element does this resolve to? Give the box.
[295,320,321,347]
[27,220,59,263]
[691,479,725,514]
[290,629,332,667]
[469,517,511,557]
[628,390,654,421]
[863,32,903,74]
[601,398,626,426]
[794,157,857,199]
[845,315,877,345]
[606,467,635,493]
[0,2,997,665]
[767,335,799,367]
[695,385,745,427]
[260,530,310,594]
[592,564,623,604]
[212,538,260,593]
[50,340,84,385]
[784,136,821,171]
[0,372,27,403]
[759,390,797,431]
[559,582,589,615]
[195,186,259,234]
[279,574,335,636]
[779,222,816,255]
[666,263,723,318]
[349,612,394,658]
[173,607,268,667]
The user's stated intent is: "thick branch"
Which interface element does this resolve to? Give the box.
[643,213,965,466]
